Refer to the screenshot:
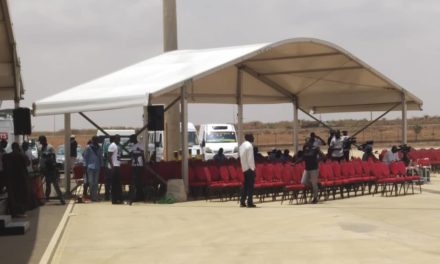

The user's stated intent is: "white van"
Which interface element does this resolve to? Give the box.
[148,122,201,161]
[198,124,239,160]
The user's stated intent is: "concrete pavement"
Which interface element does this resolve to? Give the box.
[50,176,440,264]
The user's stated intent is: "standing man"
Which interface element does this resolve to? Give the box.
[129,134,145,205]
[341,131,351,162]
[329,130,344,162]
[239,134,256,208]
[102,136,113,200]
[0,139,7,192]
[70,135,78,166]
[38,135,65,205]
[82,136,103,202]
[296,136,324,204]
[108,135,123,204]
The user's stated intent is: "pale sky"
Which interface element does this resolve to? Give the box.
[5,0,440,131]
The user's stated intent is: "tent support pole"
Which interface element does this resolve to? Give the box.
[402,93,407,144]
[236,67,244,144]
[181,81,189,195]
[351,102,400,138]
[293,99,299,153]
[64,113,71,197]
[79,112,110,136]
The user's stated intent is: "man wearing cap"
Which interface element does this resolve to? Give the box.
[239,133,256,208]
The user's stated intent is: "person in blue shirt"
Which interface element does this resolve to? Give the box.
[83,136,103,202]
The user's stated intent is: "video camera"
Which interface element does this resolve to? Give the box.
[357,140,374,152]
[396,144,411,153]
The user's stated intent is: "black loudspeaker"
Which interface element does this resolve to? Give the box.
[148,105,164,131]
[13,107,32,135]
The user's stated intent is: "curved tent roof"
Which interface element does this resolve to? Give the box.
[33,38,422,116]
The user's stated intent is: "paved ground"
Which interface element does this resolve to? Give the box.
[0,201,67,264]
[49,176,440,264]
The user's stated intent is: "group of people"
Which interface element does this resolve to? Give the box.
[81,134,145,205]
[0,135,67,218]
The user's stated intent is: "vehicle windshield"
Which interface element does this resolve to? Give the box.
[188,132,198,146]
[206,132,236,143]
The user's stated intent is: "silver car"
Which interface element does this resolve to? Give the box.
[56,145,84,170]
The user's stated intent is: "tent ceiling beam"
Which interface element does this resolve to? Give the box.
[245,52,341,62]
[261,65,363,76]
[291,74,390,90]
[240,65,296,100]
[312,101,405,113]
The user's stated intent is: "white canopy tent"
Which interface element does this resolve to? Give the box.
[33,38,423,194]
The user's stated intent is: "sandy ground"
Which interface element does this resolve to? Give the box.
[49,175,440,264]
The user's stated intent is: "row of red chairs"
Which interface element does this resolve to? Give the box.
[72,159,422,203]
[407,148,440,173]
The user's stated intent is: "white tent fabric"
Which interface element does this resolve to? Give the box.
[33,38,422,116]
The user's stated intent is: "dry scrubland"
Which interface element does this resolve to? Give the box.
[33,116,440,152]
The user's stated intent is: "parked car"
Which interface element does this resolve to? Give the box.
[56,145,84,170]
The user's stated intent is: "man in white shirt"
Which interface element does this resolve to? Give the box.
[330,130,344,162]
[383,146,399,165]
[108,135,123,204]
[239,134,256,208]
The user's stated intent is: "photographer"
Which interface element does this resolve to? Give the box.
[329,130,344,162]
[398,144,411,166]
[38,135,65,205]
[342,131,354,161]
[359,141,378,161]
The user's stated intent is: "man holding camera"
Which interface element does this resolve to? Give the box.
[38,135,65,205]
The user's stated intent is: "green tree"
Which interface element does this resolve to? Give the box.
[413,124,423,142]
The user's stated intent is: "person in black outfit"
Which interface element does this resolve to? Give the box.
[70,135,78,165]
[38,135,65,205]
[294,136,324,204]
[213,148,227,162]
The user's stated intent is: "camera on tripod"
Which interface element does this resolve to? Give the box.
[396,144,411,153]
[343,136,357,149]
